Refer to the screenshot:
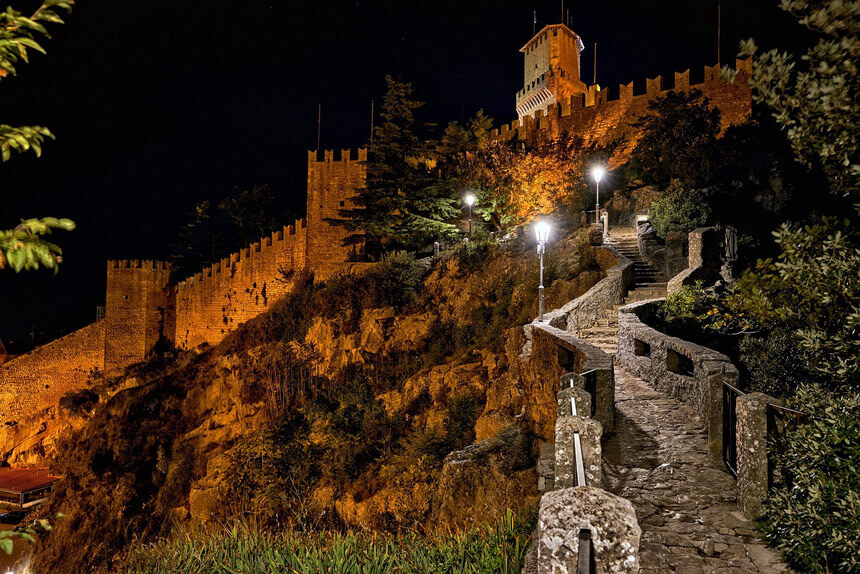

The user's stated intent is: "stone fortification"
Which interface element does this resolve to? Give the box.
[173,219,308,349]
[0,149,366,433]
[497,59,752,161]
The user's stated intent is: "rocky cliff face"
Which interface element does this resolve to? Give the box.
[30,231,604,572]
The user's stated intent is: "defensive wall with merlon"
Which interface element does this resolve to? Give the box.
[0,149,367,436]
[494,59,752,160]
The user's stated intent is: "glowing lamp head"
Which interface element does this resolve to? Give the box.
[535,221,551,244]
[464,193,476,207]
[592,166,605,183]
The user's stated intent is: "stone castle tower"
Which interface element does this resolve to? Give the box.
[516,23,587,120]
[305,148,366,278]
[103,260,172,371]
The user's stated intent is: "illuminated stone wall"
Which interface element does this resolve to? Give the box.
[173,219,309,349]
[499,59,752,163]
[104,260,172,370]
[306,148,366,280]
[0,148,367,426]
[0,320,105,422]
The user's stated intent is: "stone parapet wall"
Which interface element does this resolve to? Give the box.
[545,245,634,334]
[616,299,738,468]
[494,59,752,164]
[666,226,724,294]
[529,325,639,572]
[0,320,105,421]
[637,224,688,280]
[173,220,308,349]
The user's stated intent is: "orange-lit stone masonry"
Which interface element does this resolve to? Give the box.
[499,59,752,164]
[0,321,104,421]
[0,149,366,423]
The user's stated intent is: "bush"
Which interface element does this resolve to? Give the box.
[370,251,425,310]
[58,389,99,417]
[647,180,715,238]
[453,240,495,274]
[762,386,860,574]
[737,328,818,399]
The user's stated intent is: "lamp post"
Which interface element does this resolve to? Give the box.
[464,193,476,241]
[591,166,605,225]
[535,221,551,322]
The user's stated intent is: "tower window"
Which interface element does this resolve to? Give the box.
[339,200,345,207]
[553,30,557,36]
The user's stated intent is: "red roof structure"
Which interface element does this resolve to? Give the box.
[0,468,58,508]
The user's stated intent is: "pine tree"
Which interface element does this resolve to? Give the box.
[333,76,458,258]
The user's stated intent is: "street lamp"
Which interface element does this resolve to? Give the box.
[464,193,476,241]
[591,166,605,224]
[535,220,551,322]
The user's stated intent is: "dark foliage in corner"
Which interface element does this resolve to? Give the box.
[763,386,860,574]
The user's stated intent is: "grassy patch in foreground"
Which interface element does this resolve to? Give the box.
[117,509,535,574]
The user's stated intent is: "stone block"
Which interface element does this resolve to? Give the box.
[555,416,603,488]
[737,392,779,519]
[538,486,640,574]
[557,386,592,418]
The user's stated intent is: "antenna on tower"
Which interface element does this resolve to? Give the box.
[561,0,563,23]
[567,8,570,27]
[533,10,537,35]
[716,0,721,65]
[593,43,597,85]
[369,99,375,150]
[316,103,322,151]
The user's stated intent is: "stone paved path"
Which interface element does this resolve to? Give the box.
[601,367,791,573]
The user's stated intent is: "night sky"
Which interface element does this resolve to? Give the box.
[0,0,808,348]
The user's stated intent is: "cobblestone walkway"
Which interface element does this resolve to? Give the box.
[602,367,791,573]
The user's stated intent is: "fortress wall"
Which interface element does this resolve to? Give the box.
[496,60,752,162]
[104,260,172,371]
[0,320,105,422]
[173,220,308,350]
[306,148,367,280]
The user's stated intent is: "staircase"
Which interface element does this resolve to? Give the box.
[578,228,667,355]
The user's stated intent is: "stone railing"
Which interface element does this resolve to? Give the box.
[544,245,635,334]
[530,323,640,572]
[666,226,724,294]
[615,299,788,521]
[616,299,737,468]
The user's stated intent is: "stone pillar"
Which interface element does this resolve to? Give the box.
[555,416,603,488]
[538,442,555,493]
[737,392,779,519]
[538,486,640,574]
[560,369,615,433]
[557,386,592,418]
[705,363,726,469]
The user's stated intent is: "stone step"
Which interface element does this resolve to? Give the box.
[582,326,618,336]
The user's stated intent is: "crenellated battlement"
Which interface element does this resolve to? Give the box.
[107,259,171,271]
[175,218,309,292]
[308,148,368,165]
[493,59,752,140]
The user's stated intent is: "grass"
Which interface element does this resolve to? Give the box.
[116,508,536,574]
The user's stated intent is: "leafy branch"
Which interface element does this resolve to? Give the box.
[0,0,73,162]
[0,217,75,273]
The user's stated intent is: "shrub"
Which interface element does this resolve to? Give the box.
[453,240,495,274]
[737,328,818,399]
[662,282,715,319]
[762,385,860,574]
[58,389,99,417]
[370,250,425,310]
[647,180,715,238]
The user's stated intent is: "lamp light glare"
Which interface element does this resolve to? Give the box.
[464,193,476,207]
[535,221,551,244]
[592,166,605,183]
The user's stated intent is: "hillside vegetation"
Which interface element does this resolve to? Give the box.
[32,226,601,572]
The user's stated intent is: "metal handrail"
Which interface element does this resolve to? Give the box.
[577,529,596,574]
